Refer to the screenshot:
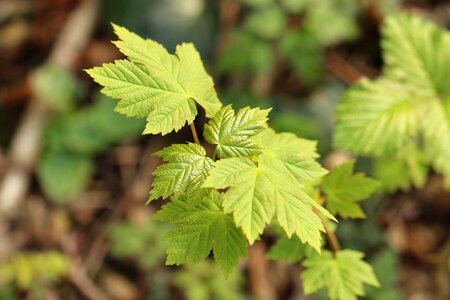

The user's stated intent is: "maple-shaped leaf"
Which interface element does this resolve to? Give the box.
[321,161,379,218]
[148,143,213,202]
[86,24,222,135]
[154,191,247,276]
[334,78,424,156]
[204,130,334,251]
[253,129,328,185]
[382,13,450,99]
[203,157,273,244]
[203,105,270,158]
[302,250,380,300]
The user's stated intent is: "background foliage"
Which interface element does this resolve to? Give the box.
[0,0,449,299]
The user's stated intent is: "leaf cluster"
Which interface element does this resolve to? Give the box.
[335,13,450,190]
[86,23,382,299]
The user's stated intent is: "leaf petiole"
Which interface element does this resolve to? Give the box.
[190,122,200,145]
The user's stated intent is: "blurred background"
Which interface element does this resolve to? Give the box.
[0,0,449,299]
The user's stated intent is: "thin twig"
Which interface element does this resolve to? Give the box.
[324,222,341,253]
[313,207,341,253]
[190,123,200,145]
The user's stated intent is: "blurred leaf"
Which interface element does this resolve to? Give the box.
[376,0,400,16]
[321,161,379,219]
[302,250,379,300]
[31,63,79,112]
[336,220,385,252]
[268,235,315,263]
[373,145,429,193]
[243,5,286,40]
[0,252,69,291]
[90,94,145,144]
[173,261,247,300]
[305,0,359,45]
[44,94,143,155]
[108,220,169,269]
[0,284,17,300]
[217,31,273,75]
[269,112,320,141]
[37,151,93,203]
[44,115,106,155]
[366,249,404,300]
[334,79,424,156]
[280,0,308,13]
[382,13,450,99]
[281,30,324,86]
[241,0,273,8]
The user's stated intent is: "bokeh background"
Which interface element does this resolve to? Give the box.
[0,0,449,299]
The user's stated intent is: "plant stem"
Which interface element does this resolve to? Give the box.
[190,123,200,145]
[323,222,341,253]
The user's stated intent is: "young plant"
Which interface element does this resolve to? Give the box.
[335,13,450,191]
[86,24,380,299]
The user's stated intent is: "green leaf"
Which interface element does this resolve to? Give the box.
[203,157,273,244]
[334,78,425,156]
[243,5,286,40]
[204,132,333,251]
[304,0,358,45]
[31,63,78,112]
[281,30,324,87]
[254,129,328,185]
[268,235,314,263]
[148,143,214,202]
[241,0,273,8]
[44,94,143,156]
[280,0,308,13]
[86,24,221,135]
[89,93,144,143]
[108,220,169,269]
[365,249,404,300]
[321,161,379,219]
[373,145,429,192]
[302,250,380,300]
[0,252,69,290]
[157,191,247,276]
[173,261,246,300]
[37,152,93,203]
[382,13,450,99]
[203,105,270,158]
[423,100,450,187]
[217,30,273,75]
